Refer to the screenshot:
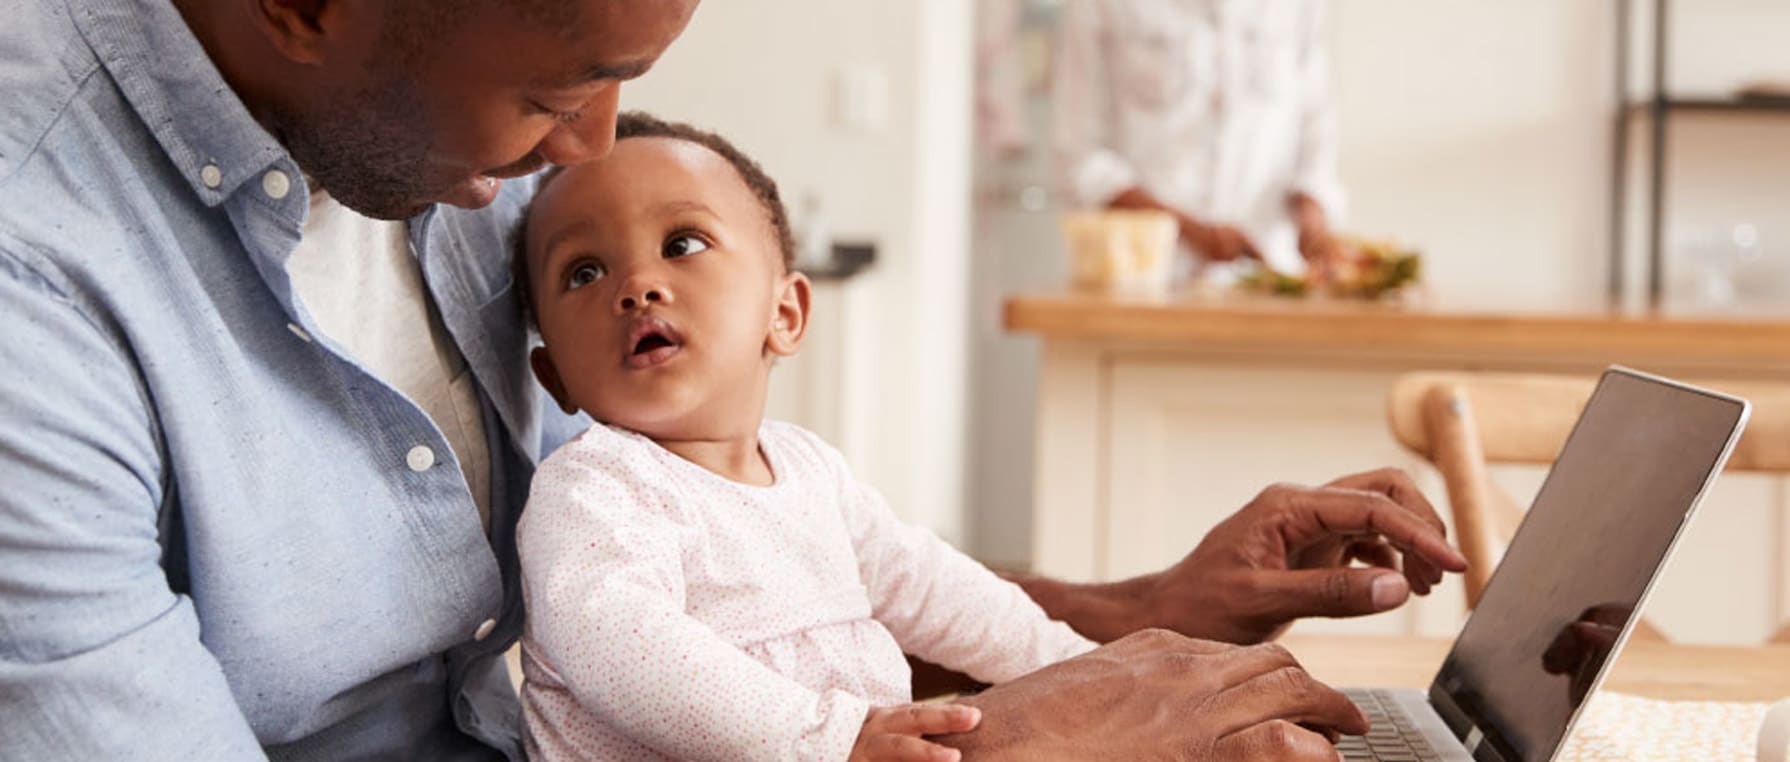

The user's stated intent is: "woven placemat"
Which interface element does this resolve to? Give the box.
[1559,692,1774,762]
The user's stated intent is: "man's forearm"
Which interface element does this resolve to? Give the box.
[1105,186,1167,214]
[1000,571,1156,644]
[1107,187,1201,228]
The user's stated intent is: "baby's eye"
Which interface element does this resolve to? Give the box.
[566,262,605,290]
[663,234,710,259]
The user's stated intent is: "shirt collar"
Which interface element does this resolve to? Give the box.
[69,0,290,207]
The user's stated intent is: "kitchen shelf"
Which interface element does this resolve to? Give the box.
[801,241,877,282]
[1625,96,1790,115]
[1609,0,1790,309]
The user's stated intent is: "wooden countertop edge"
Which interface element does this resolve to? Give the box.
[1004,294,1790,365]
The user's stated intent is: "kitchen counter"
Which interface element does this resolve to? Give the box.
[1005,290,1790,377]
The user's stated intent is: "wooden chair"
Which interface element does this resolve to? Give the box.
[1386,371,1790,643]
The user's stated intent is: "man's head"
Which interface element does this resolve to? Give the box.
[521,112,809,442]
[178,0,699,219]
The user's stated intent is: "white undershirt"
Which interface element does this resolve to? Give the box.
[286,186,492,531]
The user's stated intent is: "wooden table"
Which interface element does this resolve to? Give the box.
[1284,634,1790,701]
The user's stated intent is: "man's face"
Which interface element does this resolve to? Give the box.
[277,0,698,220]
[524,137,796,440]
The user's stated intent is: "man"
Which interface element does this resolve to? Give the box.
[0,0,1464,759]
[1054,0,1344,272]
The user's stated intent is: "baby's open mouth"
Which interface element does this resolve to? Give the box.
[633,333,675,355]
[623,318,684,369]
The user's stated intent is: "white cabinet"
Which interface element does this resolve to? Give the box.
[1029,340,1789,644]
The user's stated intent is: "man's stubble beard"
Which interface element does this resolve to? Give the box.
[268,67,448,221]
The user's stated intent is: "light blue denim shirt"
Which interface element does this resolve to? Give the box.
[0,0,587,758]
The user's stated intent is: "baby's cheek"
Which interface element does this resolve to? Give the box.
[563,362,621,410]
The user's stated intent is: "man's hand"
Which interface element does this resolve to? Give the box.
[1289,192,1341,275]
[1182,219,1262,263]
[937,629,1369,760]
[851,703,982,762]
[1106,186,1259,263]
[1541,604,1629,705]
[1139,468,1469,644]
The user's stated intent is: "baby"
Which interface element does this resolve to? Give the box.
[514,112,1094,762]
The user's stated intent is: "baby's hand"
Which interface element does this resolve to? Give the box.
[849,703,981,762]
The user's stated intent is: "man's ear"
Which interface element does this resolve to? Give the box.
[765,272,812,358]
[250,0,356,66]
[530,346,579,415]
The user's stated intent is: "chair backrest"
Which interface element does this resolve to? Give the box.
[1390,372,1790,472]
[1386,371,1790,641]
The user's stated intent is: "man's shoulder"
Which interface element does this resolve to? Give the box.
[0,0,161,281]
[0,0,105,186]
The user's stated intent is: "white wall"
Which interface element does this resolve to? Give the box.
[1331,0,1790,311]
[1330,2,1612,310]
[624,1,975,543]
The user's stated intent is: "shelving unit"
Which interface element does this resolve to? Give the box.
[1611,0,1790,308]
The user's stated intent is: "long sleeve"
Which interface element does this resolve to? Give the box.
[1288,1,1345,219]
[840,480,1094,685]
[518,449,869,761]
[0,250,268,760]
[1051,0,1140,209]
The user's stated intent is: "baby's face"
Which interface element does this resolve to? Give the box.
[524,137,806,439]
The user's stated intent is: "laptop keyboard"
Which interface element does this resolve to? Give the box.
[1337,689,1442,761]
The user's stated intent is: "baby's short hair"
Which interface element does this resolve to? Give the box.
[515,112,796,327]
[611,112,796,268]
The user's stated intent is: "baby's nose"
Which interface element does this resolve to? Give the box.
[617,287,666,313]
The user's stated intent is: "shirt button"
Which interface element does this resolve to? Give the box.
[262,169,292,200]
[405,445,435,472]
[472,618,497,642]
[199,163,222,189]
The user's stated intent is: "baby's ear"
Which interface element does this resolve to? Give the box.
[530,346,578,415]
[765,272,812,358]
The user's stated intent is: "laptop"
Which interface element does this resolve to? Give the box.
[1335,366,1751,762]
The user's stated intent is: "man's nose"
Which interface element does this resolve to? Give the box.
[539,87,622,167]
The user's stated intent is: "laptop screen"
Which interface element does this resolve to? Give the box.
[1430,369,1748,762]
